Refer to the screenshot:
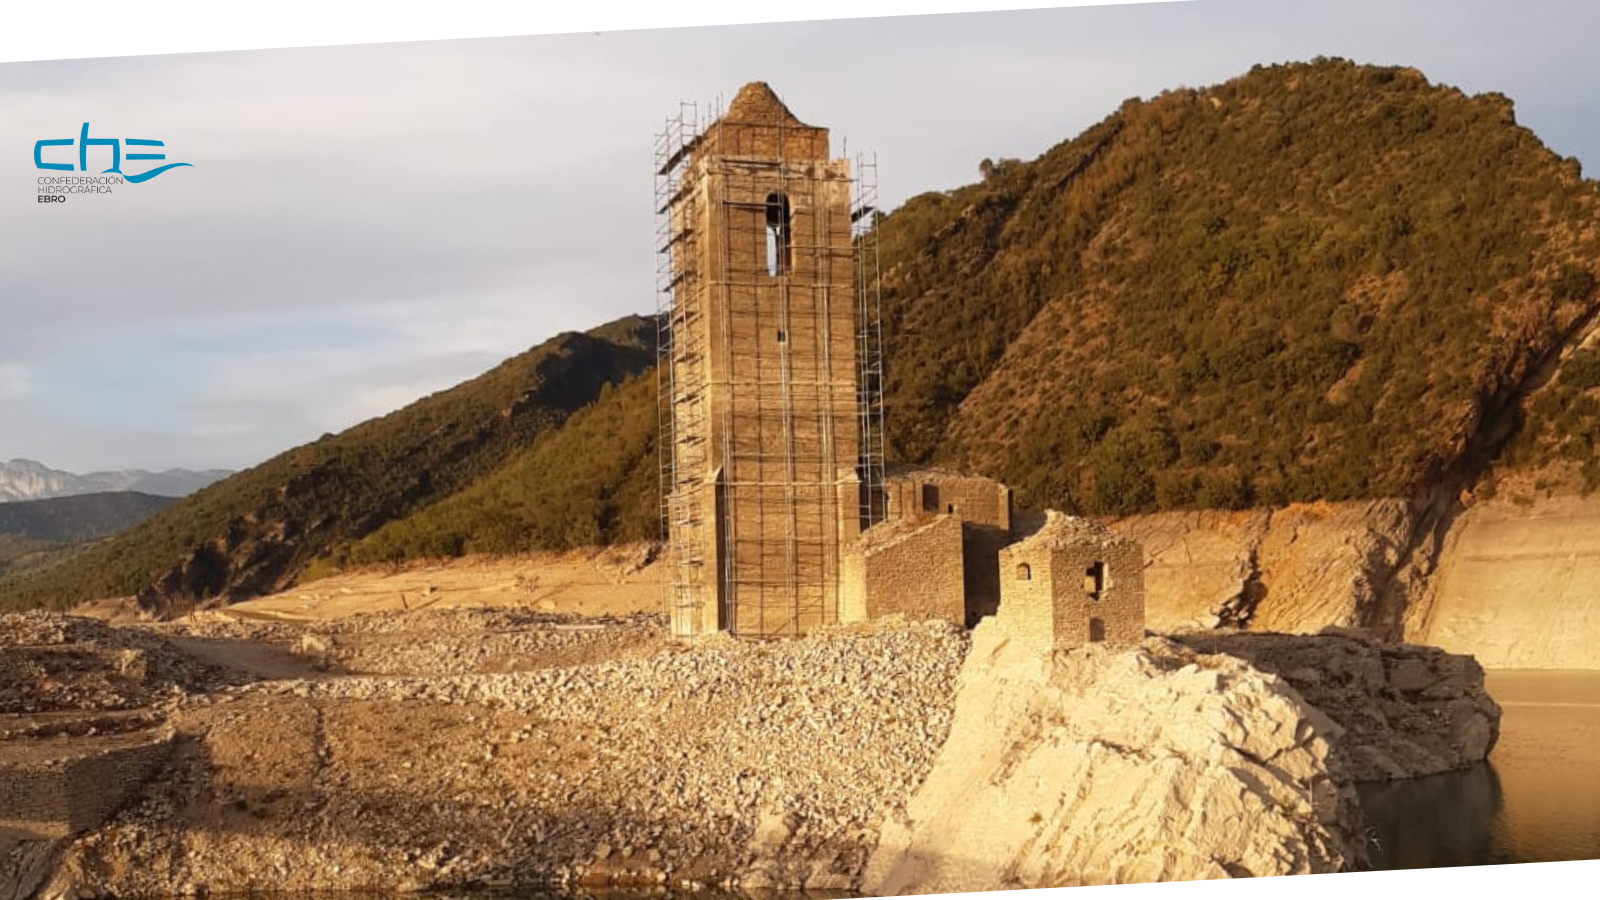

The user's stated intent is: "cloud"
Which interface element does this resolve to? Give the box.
[0,363,29,399]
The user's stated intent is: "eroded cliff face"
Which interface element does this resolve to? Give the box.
[1408,493,1600,669]
[1111,492,1600,670]
[1111,500,1418,636]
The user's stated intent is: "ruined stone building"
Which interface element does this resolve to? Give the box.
[656,83,1144,649]
[843,468,1013,628]
[1,732,173,842]
[995,512,1147,652]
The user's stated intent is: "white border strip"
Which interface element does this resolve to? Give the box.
[0,0,1192,63]
[891,860,1596,899]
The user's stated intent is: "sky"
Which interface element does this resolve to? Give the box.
[2,0,1598,473]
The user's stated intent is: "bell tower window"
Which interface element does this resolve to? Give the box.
[765,192,792,276]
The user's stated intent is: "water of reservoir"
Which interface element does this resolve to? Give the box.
[1358,669,1600,869]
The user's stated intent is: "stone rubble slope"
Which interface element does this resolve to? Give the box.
[862,620,1368,894]
[0,612,234,718]
[42,619,970,897]
[11,608,1503,899]
[162,608,667,677]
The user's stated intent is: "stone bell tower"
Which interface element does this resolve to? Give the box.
[655,82,884,639]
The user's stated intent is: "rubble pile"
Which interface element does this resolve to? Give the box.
[43,620,970,896]
[160,609,667,677]
[0,612,232,716]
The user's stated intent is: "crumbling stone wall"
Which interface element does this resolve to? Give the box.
[842,515,965,625]
[997,513,1146,652]
[0,732,173,841]
[883,469,1013,623]
[885,469,1010,527]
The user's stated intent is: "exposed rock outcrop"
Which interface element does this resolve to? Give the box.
[861,622,1366,893]
[1176,629,1502,781]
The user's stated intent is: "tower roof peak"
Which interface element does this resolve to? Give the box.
[724,82,807,126]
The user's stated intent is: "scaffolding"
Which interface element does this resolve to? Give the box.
[655,87,886,639]
[655,100,707,639]
[852,151,888,529]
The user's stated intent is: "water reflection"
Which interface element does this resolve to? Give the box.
[1359,669,1600,869]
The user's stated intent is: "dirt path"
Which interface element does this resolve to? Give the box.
[166,636,322,681]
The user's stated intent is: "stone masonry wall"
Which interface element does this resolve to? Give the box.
[0,732,173,841]
[882,469,1013,623]
[667,82,860,638]
[885,470,1010,529]
[993,544,1055,648]
[995,514,1146,653]
[842,515,965,626]
[1049,540,1146,649]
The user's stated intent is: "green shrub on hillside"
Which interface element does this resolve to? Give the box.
[329,372,661,568]
[874,57,1600,516]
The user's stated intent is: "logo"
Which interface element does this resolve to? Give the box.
[34,123,193,201]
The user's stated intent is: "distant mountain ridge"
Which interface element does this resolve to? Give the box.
[0,491,178,544]
[0,459,233,503]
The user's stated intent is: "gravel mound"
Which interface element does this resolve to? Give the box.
[0,612,233,716]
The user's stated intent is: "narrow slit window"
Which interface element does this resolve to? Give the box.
[1085,562,1106,602]
[764,192,792,276]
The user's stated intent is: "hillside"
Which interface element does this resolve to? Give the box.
[878,58,1599,517]
[0,316,656,613]
[251,58,1600,589]
[314,370,661,573]
[361,59,1596,559]
[0,491,176,545]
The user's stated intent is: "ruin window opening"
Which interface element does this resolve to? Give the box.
[1017,563,1032,581]
[921,485,939,513]
[764,193,792,277]
[777,329,787,343]
[947,503,955,514]
[1085,562,1105,602]
[1089,618,1106,642]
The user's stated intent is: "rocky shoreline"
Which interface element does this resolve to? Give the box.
[2,609,1499,899]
